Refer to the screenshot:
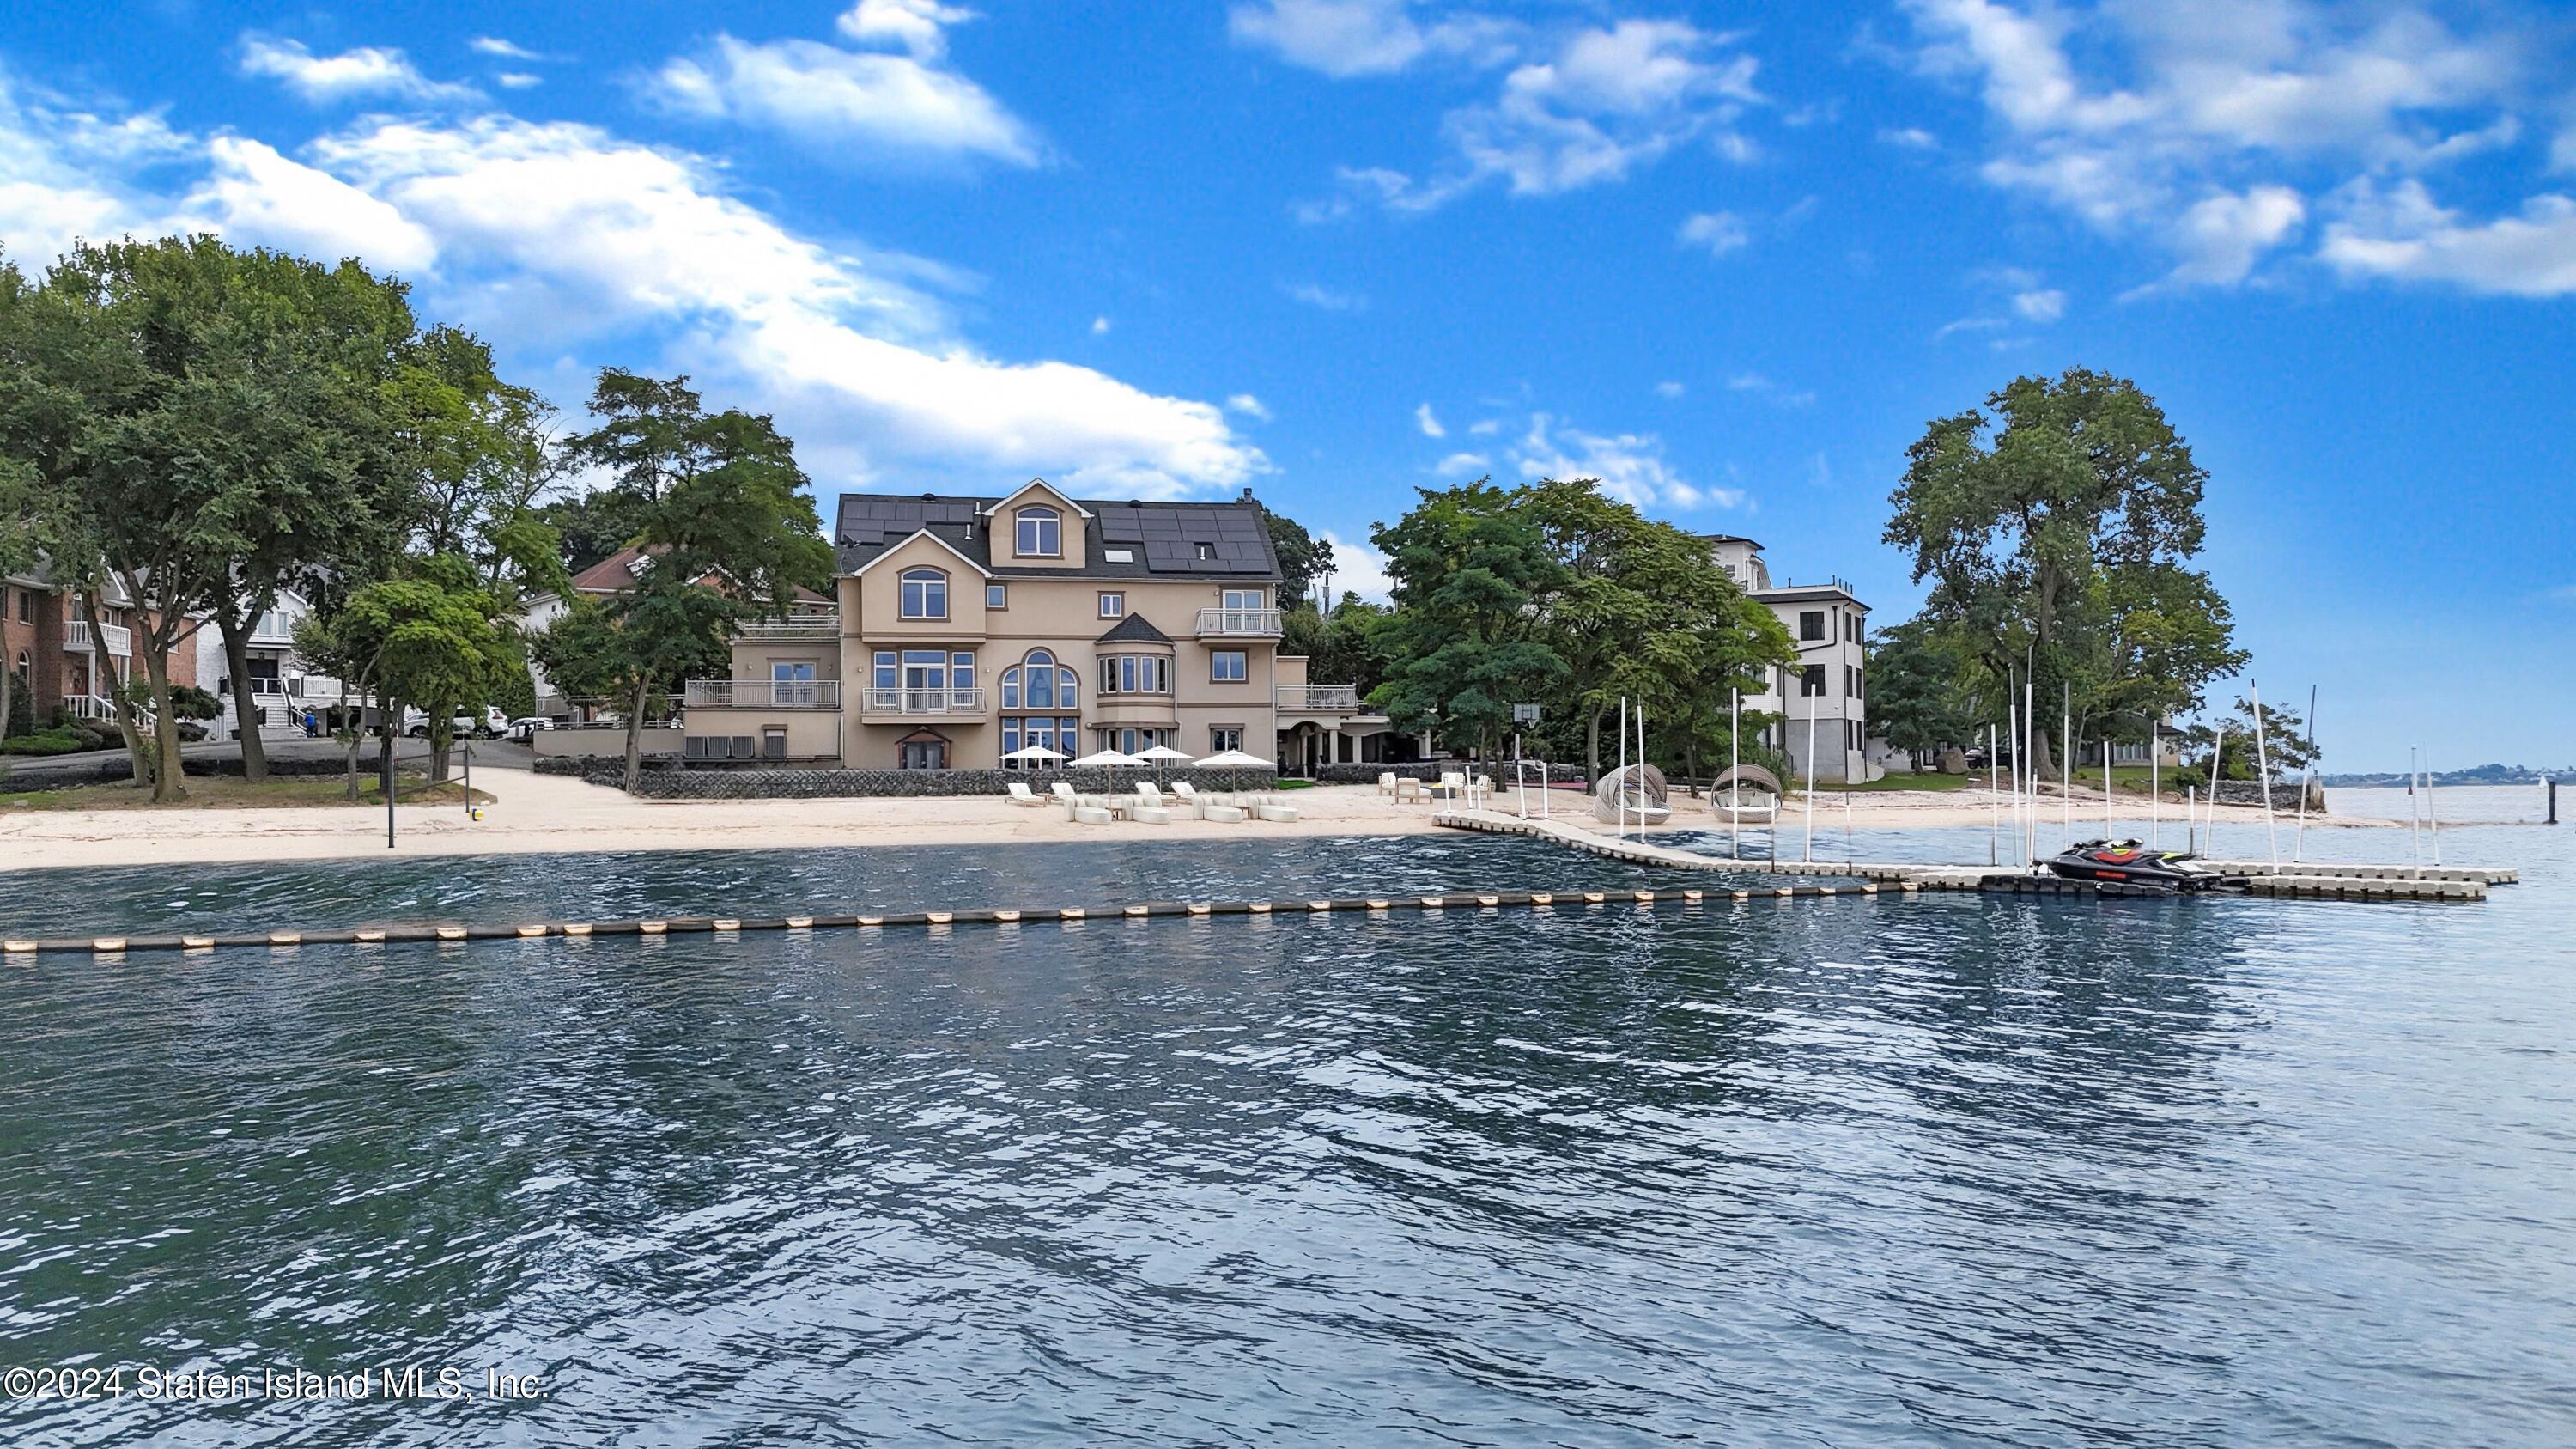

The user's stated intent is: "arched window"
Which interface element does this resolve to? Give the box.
[899,568,947,619]
[1015,507,1061,557]
[1024,649,1057,709]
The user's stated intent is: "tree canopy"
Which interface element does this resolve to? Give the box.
[1884,368,2245,773]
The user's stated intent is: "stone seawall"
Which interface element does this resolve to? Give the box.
[2213,780,2325,811]
[537,758,1284,799]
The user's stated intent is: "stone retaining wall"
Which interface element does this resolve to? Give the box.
[1312,761,1589,786]
[542,760,1283,799]
[2214,780,2324,811]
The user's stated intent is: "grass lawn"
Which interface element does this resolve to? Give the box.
[0,773,490,812]
[1835,770,1976,793]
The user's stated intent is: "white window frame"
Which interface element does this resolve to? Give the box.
[1098,592,1124,619]
[900,568,948,620]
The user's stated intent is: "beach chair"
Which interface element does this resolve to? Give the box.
[1170,781,1201,804]
[1438,771,1466,801]
[1050,782,1079,806]
[1394,776,1425,804]
[1468,773,1492,807]
[1376,771,1398,796]
[1005,782,1047,808]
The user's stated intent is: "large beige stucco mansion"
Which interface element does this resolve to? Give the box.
[680,480,1393,770]
[1702,533,1875,782]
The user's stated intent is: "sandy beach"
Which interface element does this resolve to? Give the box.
[0,771,2394,873]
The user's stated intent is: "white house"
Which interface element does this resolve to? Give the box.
[1702,535,1874,783]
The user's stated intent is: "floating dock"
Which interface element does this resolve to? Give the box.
[1431,811,2503,903]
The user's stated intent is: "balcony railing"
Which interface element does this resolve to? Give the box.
[859,686,987,715]
[1276,684,1360,712]
[1195,606,1282,637]
[65,620,132,656]
[683,679,842,710]
[738,611,841,640]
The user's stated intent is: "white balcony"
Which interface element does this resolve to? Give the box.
[1277,684,1360,712]
[738,611,841,641]
[858,686,987,716]
[65,619,132,656]
[683,679,842,710]
[1196,606,1282,638]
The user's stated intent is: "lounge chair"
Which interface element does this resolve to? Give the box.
[1376,771,1398,795]
[1005,782,1047,808]
[1050,782,1079,805]
[1170,781,1200,803]
[1394,776,1425,803]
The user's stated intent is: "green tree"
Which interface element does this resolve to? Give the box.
[2178,693,2319,782]
[1260,504,1330,608]
[550,371,834,788]
[537,487,654,575]
[1884,368,2245,778]
[319,556,521,791]
[1280,592,1390,697]
[1365,482,1570,760]
[1519,477,1793,779]
[1864,620,1979,764]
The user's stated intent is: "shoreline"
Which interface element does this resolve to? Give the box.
[0,771,2410,874]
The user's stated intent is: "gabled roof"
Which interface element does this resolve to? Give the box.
[1095,612,1174,646]
[560,543,830,604]
[847,527,993,580]
[834,484,1280,582]
[978,478,1094,520]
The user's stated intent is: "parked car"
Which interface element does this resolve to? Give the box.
[505,716,555,742]
[403,706,508,739]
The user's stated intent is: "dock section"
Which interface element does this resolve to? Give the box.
[1431,811,2499,903]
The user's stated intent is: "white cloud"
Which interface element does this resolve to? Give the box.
[468,37,541,61]
[239,37,474,105]
[1433,451,1487,477]
[1414,402,1445,437]
[1283,280,1366,311]
[1513,412,1735,511]
[2010,286,2065,321]
[2320,179,2576,297]
[1655,380,1685,398]
[1280,15,1763,210]
[1467,417,1500,435]
[650,7,1036,166]
[1677,210,1749,256]
[184,137,439,273]
[1897,0,2540,290]
[2555,125,2576,174]
[2165,184,2306,284]
[1321,531,1395,602]
[273,115,1261,494]
[1879,125,1939,149]
[1935,314,2008,340]
[1091,314,1109,334]
[0,73,194,261]
[1721,372,1815,407]
[1227,0,1516,78]
[496,74,542,91]
[1226,393,1272,421]
[840,0,979,60]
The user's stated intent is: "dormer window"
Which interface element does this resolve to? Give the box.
[900,568,948,620]
[1015,507,1061,557]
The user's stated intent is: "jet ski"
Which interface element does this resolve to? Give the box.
[2044,839,2248,893]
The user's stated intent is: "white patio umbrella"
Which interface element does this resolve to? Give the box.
[1066,748,1146,770]
[1194,748,1275,770]
[1000,744,1069,769]
[1134,743,1195,787]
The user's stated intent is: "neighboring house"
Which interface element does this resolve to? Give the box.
[521,543,831,720]
[1701,535,1873,782]
[191,588,348,739]
[2,565,201,728]
[680,480,1375,770]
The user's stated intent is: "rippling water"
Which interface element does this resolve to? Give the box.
[4,828,2573,1446]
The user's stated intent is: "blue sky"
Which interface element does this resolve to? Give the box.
[2,0,2569,770]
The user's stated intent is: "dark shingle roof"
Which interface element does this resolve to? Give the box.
[834,485,1281,582]
[1095,612,1174,645]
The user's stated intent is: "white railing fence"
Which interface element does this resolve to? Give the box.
[1275,684,1359,711]
[859,686,987,715]
[1196,607,1283,637]
[683,679,844,710]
